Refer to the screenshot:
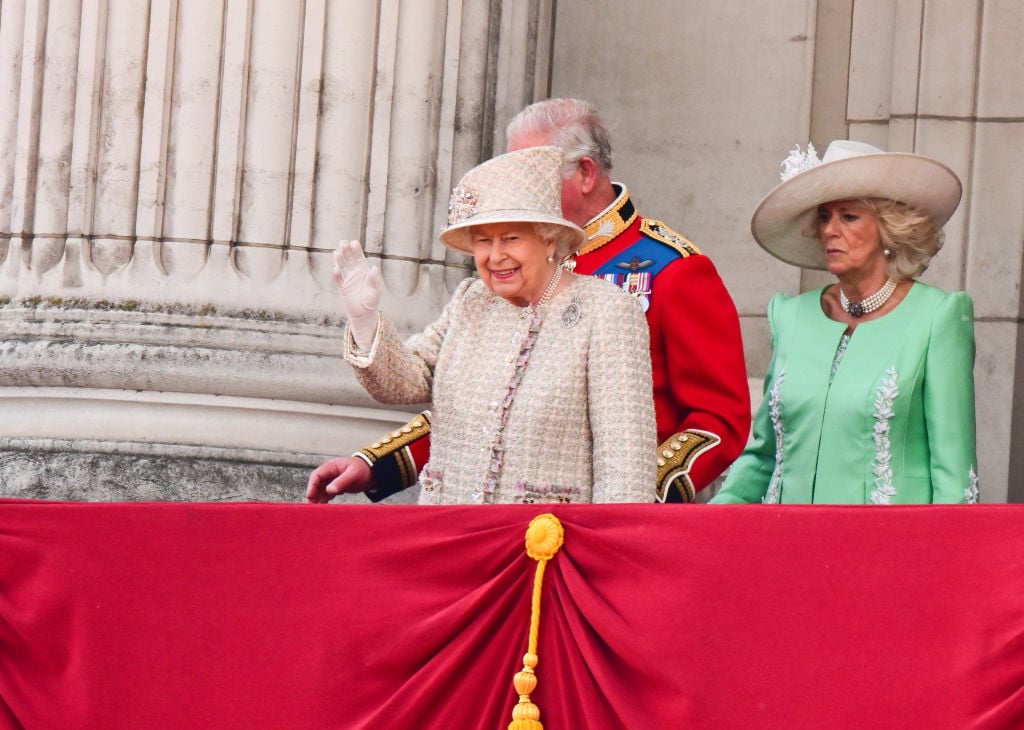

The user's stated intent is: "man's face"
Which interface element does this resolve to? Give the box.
[507,131,588,228]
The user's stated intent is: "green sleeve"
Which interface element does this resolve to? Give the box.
[712,295,785,504]
[924,291,979,503]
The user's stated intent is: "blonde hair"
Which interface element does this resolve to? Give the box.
[805,197,946,278]
[861,198,945,279]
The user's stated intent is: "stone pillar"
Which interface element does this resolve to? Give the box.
[0,0,552,501]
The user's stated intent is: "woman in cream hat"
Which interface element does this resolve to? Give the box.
[713,140,979,504]
[327,146,656,504]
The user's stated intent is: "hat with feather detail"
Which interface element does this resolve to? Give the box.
[750,140,962,270]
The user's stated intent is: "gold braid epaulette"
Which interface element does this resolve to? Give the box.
[355,410,432,488]
[640,219,701,257]
[655,429,720,503]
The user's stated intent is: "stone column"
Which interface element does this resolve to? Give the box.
[0,0,553,501]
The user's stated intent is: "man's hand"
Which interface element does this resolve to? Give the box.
[306,457,376,503]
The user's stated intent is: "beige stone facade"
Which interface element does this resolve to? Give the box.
[1,1,1020,502]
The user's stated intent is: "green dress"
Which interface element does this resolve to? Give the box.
[713,282,979,504]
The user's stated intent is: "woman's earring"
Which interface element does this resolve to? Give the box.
[884,248,891,256]
[547,255,555,263]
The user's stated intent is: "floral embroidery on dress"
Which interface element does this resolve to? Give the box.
[965,466,980,504]
[830,334,850,383]
[481,309,544,503]
[764,369,786,504]
[514,481,580,504]
[419,466,443,490]
[869,368,899,504]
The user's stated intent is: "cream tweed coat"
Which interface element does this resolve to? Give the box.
[344,275,656,504]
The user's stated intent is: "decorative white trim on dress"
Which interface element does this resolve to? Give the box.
[965,466,980,504]
[869,368,899,504]
[764,369,786,504]
[830,334,850,383]
[482,309,544,503]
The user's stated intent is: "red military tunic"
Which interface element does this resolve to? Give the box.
[357,185,750,502]
[571,185,750,500]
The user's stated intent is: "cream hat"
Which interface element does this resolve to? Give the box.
[439,146,586,255]
[750,140,963,270]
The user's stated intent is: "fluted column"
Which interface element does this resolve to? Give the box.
[0,0,552,501]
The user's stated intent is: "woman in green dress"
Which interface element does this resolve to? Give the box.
[713,140,979,504]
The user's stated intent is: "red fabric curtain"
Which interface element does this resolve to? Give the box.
[1,500,1023,729]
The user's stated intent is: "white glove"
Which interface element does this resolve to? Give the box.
[333,240,381,351]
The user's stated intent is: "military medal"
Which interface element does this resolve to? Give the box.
[626,271,652,312]
[600,256,653,311]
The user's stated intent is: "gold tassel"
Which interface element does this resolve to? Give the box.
[507,514,564,730]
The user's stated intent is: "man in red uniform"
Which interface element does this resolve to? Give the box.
[308,98,750,503]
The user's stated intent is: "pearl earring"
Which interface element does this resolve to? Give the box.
[884,248,891,256]
[547,255,555,263]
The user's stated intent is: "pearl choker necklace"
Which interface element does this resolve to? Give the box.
[839,276,898,318]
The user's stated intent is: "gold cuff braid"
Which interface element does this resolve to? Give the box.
[355,410,432,488]
[654,429,720,503]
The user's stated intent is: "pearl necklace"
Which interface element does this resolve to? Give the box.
[533,265,563,309]
[839,276,898,318]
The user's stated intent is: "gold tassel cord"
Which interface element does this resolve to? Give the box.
[507,513,564,730]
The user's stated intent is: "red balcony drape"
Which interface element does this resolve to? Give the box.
[1,500,1022,729]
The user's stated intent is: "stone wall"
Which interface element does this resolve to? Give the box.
[2,0,1021,502]
[549,0,1024,502]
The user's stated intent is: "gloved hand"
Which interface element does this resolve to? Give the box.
[333,240,381,351]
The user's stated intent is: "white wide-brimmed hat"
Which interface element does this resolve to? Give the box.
[750,140,963,270]
[439,146,586,255]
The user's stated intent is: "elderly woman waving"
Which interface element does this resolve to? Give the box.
[327,146,656,504]
[713,140,978,505]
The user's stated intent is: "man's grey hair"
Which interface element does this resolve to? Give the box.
[506,98,613,177]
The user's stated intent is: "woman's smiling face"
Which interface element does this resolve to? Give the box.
[471,223,556,307]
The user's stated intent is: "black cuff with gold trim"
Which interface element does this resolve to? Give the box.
[357,411,432,502]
